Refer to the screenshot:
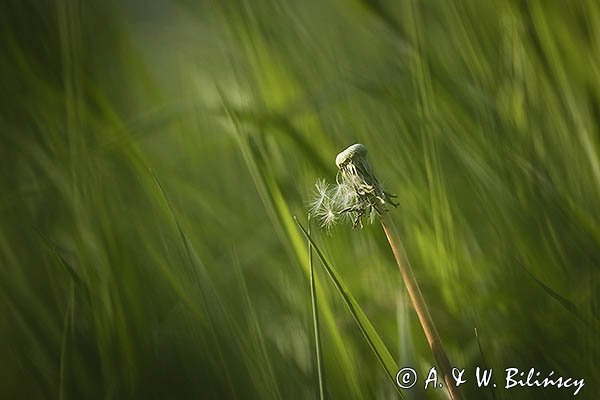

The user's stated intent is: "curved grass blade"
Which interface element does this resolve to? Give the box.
[295,217,404,398]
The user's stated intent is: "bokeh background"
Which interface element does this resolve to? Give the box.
[1,0,599,399]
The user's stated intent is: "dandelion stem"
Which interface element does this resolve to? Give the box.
[380,212,463,400]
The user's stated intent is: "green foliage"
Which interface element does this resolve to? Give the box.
[1,0,599,399]
[296,217,403,397]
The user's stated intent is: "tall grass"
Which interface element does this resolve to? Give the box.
[1,0,599,399]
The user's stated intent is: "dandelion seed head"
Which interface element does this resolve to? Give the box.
[334,143,398,228]
[307,144,398,230]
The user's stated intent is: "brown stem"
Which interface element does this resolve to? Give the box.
[380,212,463,400]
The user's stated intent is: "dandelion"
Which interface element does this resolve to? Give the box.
[307,143,463,400]
[309,143,398,229]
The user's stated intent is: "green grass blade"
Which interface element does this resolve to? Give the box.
[295,218,404,398]
[308,217,326,400]
[150,168,283,400]
[223,93,366,398]
[520,264,600,332]
[59,283,74,400]
[474,327,497,400]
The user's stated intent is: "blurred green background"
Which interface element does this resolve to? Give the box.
[1,0,599,399]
